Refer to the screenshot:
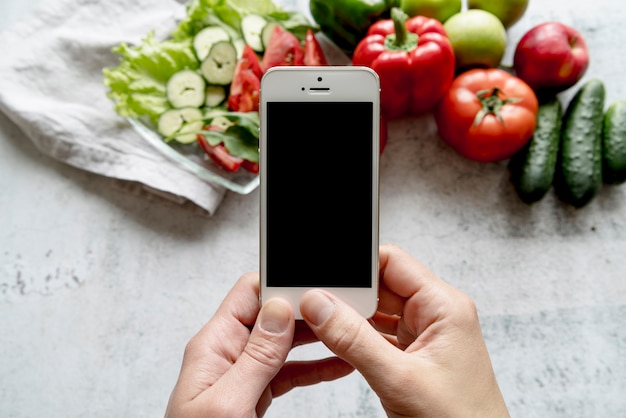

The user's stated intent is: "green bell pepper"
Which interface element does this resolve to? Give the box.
[309,0,399,55]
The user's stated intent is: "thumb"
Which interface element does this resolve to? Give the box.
[213,298,295,407]
[300,290,397,379]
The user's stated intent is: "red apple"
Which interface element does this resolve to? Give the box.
[513,22,589,97]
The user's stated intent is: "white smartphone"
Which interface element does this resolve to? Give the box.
[259,66,380,319]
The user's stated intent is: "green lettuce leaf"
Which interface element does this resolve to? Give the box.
[103,32,199,123]
[202,110,260,162]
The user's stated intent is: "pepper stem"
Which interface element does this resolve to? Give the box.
[385,7,419,52]
[392,7,408,45]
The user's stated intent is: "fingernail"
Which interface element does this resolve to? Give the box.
[302,290,335,326]
[259,299,290,335]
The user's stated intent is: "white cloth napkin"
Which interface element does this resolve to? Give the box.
[0,0,229,215]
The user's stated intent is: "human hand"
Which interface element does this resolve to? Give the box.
[299,244,510,418]
[165,272,353,418]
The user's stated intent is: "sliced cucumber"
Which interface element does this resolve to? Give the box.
[166,69,205,109]
[193,26,230,61]
[209,115,235,131]
[261,22,280,51]
[204,107,228,120]
[241,14,269,53]
[205,85,226,107]
[200,40,238,85]
[157,107,204,144]
[232,37,246,58]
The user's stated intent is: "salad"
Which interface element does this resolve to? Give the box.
[103,0,327,179]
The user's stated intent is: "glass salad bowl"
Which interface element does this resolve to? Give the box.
[128,117,259,194]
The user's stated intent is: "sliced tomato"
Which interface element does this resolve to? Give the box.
[242,160,259,174]
[197,134,244,172]
[239,44,263,79]
[261,25,304,72]
[303,29,328,66]
[227,48,261,112]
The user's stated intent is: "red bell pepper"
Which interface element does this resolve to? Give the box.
[352,7,456,119]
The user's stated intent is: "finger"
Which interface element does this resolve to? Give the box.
[270,357,355,398]
[376,279,407,316]
[379,244,438,299]
[300,289,399,377]
[369,311,400,336]
[196,297,295,409]
[218,272,263,327]
[171,272,261,401]
[379,244,455,330]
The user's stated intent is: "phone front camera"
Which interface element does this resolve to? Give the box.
[317,77,322,82]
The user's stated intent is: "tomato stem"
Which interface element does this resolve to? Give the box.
[474,87,522,125]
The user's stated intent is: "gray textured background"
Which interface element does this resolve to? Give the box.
[1,0,625,417]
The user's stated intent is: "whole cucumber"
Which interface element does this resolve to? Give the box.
[554,79,605,208]
[509,98,563,204]
[602,100,626,184]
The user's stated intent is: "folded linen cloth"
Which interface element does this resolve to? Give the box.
[0,0,232,215]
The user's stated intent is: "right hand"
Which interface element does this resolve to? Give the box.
[299,244,510,418]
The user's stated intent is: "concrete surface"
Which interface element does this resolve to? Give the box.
[1,0,625,417]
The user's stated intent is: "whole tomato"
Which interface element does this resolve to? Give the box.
[434,68,538,162]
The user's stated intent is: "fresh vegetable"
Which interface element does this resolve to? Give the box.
[200,40,238,85]
[399,0,461,23]
[303,28,328,66]
[193,26,231,61]
[166,69,206,108]
[241,14,271,52]
[352,7,455,119]
[468,0,529,29]
[513,22,589,99]
[172,0,316,44]
[104,0,322,175]
[309,0,398,55]
[103,33,198,124]
[227,44,263,113]
[228,27,328,113]
[602,100,626,184]
[509,98,563,204]
[205,85,227,107]
[443,9,507,70]
[554,78,605,208]
[260,25,304,71]
[196,111,261,173]
[197,117,245,172]
[157,107,204,144]
[434,68,539,162]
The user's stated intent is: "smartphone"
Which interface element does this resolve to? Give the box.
[259,66,380,319]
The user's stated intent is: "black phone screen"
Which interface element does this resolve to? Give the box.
[266,101,374,288]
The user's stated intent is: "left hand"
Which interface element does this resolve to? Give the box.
[165,272,354,417]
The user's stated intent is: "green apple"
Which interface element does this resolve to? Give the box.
[468,0,529,29]
[400,0,462,24]
[443,9,507,70]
